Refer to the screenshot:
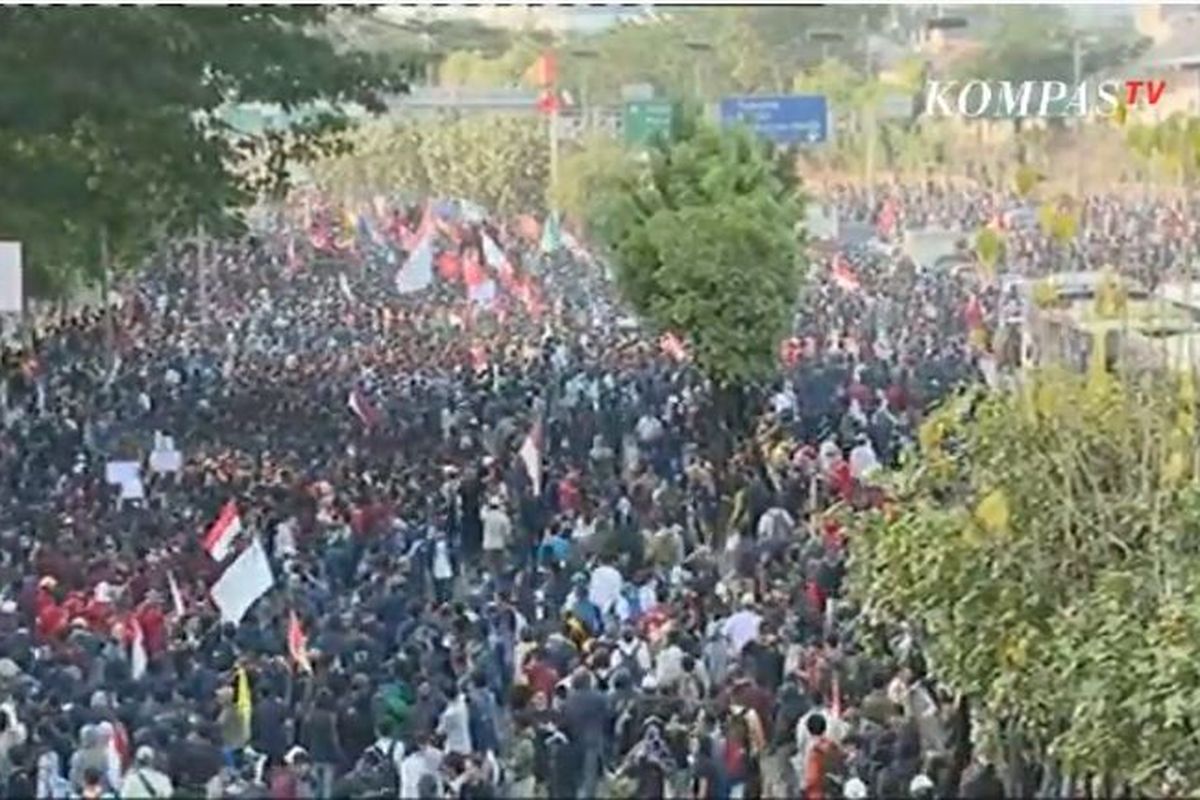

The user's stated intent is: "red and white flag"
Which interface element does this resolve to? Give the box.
[830,254,861,293]
[348,387,380,428]
[202,500,242,562]
[288,610,313,674]
[519,419,543,496]
[130,618,147,680]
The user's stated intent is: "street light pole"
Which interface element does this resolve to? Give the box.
[685,40,713,101]
[865,39,877,209]
[1072,35,1084,198]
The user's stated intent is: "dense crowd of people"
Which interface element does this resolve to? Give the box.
[0,180,1181,800]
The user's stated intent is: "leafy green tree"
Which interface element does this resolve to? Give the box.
[851,368,1200,794]
[593,110,803,390]
[550,135,638,236]
[1125,114,1200,186]
[312,115,550,217]
[0,7,404,296]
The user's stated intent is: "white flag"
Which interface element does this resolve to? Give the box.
[519,419,543,496]
[210,536,275,626]
[167,570,186,619]
[130,619,147,680]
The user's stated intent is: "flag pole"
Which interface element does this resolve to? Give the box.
[549,92,560,214]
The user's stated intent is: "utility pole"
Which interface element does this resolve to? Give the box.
[865,38,878,210]
[1072,36,1084,198]
[99,225,114,369]
[549,98,560,212]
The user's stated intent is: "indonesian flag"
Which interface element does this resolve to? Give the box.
[130,618,147,680]
[202,500,242,562]
[831,254,861,293]
[659,332,690,363]
[830,672,842,718]
[348,386,380,428]
[288,610,313,674]
[519,419,543,496]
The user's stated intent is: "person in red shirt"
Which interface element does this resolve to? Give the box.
[803,713,843,800]
[557,470,581,517]
[521,648,559,703]
[135,598,167,656]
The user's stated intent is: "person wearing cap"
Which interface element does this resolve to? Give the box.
[481,494,511,576]
[119,746,173,800]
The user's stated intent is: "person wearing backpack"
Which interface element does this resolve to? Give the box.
[350,726,403,798]
[118,747,173,800]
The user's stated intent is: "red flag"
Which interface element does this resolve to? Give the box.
[437,251,462,283]
[462,248,488,289]
[288,610,313,674]
[830,254,861,293]
[536,89,561,115]
[202,501,242,562]
[525,50,557,87]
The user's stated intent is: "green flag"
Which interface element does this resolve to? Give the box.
[540,211,561,255]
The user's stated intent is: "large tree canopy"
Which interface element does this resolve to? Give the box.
[850,367,1200,793]
[311,115,550,218]
[0,7,406,295]
[593,111,803,386]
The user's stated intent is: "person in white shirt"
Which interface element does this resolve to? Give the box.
[437,690,473,756]
[399,738,443,799]
[722,596,763,655]
[481,497,511,574]
[654,637,688,690]
[119,747,173,800]
[849,435,881,480]
[612,628,652,677]
[431,528,455,603]
[756,507,795,541]
[588,562,623,617]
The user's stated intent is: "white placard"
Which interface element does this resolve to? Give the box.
[149,449,182,474]
[0,243,22,314]
[104,461,140,486]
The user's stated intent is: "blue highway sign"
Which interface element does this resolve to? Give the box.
[719,94,829,145]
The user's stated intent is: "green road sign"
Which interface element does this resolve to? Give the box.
[623,101,676,147]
